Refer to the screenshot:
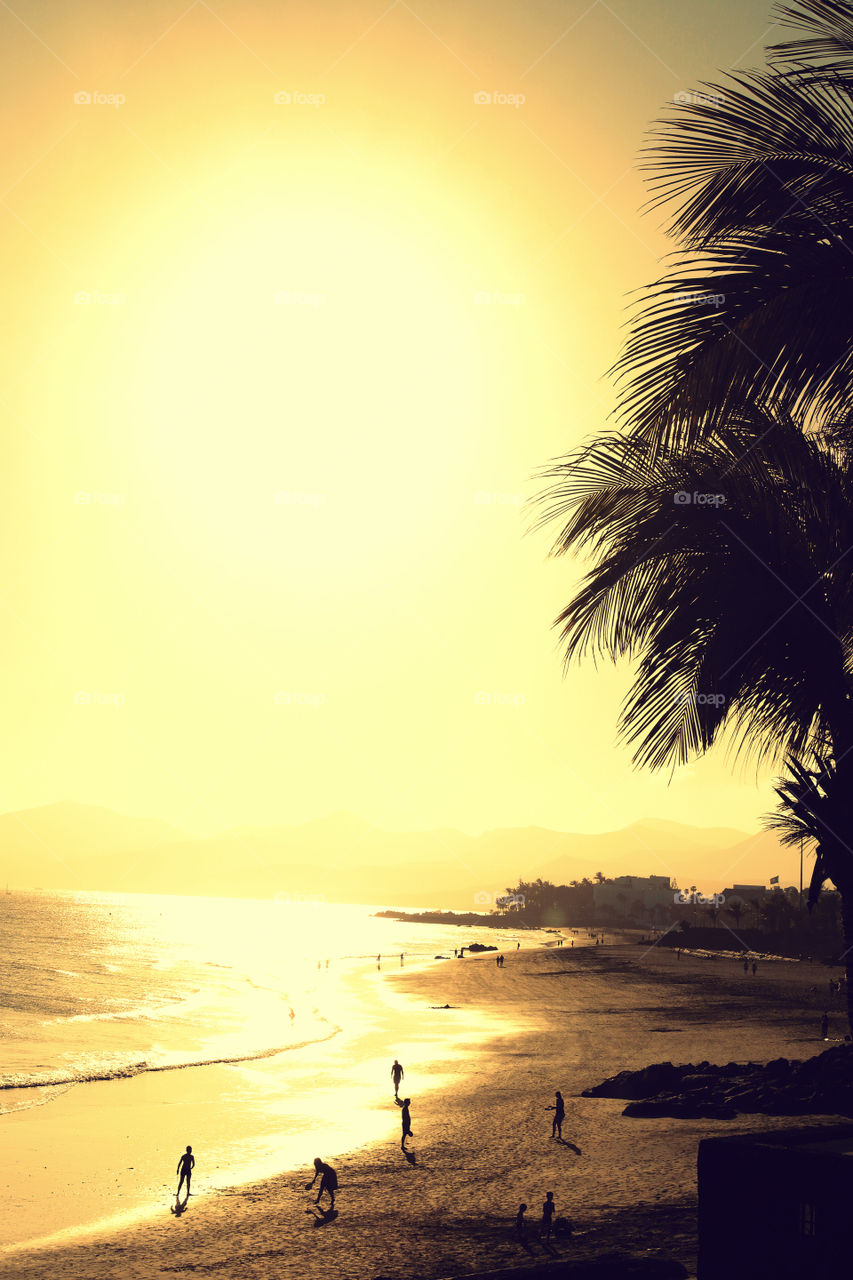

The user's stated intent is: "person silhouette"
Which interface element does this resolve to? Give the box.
[821,1011,829,1040]
[305,1157,337,1209]
[398,1097,413,1149]
[391,1059,404,1097]
[176,1145,194,1200]
[516,1202,528,1242]
[540,1191,556,1240]
[547,1090,565,1139]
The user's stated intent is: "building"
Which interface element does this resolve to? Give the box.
[592,874,675,921]
[716,883,767,911]
[698,1125,853,1278]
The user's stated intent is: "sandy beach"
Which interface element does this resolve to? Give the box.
[0,936,845,1279]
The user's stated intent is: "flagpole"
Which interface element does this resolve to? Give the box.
[799,836,804,907]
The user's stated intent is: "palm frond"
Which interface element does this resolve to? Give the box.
[770,1,853,73]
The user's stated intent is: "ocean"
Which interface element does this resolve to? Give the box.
[0,890,544,1107]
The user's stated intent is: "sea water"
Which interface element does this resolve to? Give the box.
[0,890,540,1105]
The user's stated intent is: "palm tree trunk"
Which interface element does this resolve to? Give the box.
[842,893,853,1040]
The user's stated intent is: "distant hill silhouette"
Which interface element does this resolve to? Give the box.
[0,803,800,904]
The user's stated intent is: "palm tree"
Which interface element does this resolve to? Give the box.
[534,403,853,1031]
[614,1,853,447]
[727,901,745,932]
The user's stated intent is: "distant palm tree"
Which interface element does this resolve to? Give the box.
[727,901,745,932]
[614,0,853,447]
[594,870,606,884]
[534,404,853,1030]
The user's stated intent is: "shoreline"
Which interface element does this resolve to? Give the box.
[0,946,516,1259]
[1,937,846,1278]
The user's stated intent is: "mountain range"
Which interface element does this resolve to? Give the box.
[0,802,801,907]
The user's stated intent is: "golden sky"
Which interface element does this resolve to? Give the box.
[0,0,784,838]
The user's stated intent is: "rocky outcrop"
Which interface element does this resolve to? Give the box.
[583,1045,853,1118]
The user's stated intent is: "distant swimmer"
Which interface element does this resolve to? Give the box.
[547,1090,565,1139]
[397,1097,413,1149]
[400,952,404,965]
[391,1058,404,1098]
[176,1145,194,1200]
[306,1157,337,1209]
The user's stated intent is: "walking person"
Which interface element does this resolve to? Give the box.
[540,1191,556,1241]
[547,1090,565,1139]
[515,1202,528,1243]
[391,1058,404,1098]
[176,1146,194,1201]
[306,1157,337,1210]
[821,1010,829,1040]
[397,1097,413,1149]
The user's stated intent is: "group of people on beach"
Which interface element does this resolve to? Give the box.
[516,1192,566,1245]
[392,1058,414,1148]
[172,948,577,1240]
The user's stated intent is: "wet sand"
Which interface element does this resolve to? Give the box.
[0,937,845,1279]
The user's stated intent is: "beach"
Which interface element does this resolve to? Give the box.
[0,933,845,1279]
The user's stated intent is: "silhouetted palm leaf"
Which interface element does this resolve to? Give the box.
[615,7,853,445]
[770,1,853,74]
[533,405,853,771]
